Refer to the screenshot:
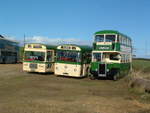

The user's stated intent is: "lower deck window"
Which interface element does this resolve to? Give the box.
[110,53,120,60]
[92,53,101,62]
[24,51,45,61]
[92,52,120,62]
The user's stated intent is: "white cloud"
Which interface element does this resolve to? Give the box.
[2,35,19,42]
[24,36,92,46]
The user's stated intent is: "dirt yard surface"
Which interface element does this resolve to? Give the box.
[0,64,150,113]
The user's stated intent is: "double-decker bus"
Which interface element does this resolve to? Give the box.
[90,30,132,80]
[23,43,56,73]
[55,44,92,77]
[0,35,19,63]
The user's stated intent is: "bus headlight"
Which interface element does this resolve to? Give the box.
[95,69,98,71]
[24,63,28,67]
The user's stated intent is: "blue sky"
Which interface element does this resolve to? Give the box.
[0,0,150,58]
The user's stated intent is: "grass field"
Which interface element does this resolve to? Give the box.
[0,62,150,113]
[132,59,150,79]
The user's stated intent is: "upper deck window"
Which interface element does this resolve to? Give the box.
[95,35,104,42]
[105,35,116,42]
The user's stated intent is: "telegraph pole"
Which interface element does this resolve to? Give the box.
[24,34,26,47]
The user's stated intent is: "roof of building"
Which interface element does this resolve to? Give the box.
[0,35,19,43]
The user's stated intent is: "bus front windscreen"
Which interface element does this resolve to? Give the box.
[57,51,80,62]
[95,35,104,42]
[24,51,45,61]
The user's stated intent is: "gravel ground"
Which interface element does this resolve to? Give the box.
[0,64,150,113]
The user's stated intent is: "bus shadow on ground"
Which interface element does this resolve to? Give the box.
[26,72,54,76]
[55,75,87,79]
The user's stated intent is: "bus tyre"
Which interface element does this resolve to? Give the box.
[89,74,95,80]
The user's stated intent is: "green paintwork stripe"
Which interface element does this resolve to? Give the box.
[23,61,54,64]
[93,42,132,51]
[91,62,131,71]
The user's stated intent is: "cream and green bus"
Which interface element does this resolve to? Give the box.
[55,44,92,77]
[90,30,132,80]
[23,43,56,73]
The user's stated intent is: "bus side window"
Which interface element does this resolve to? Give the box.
[110,53,120,60]
[120,36,122,44]
[117,35,120,42]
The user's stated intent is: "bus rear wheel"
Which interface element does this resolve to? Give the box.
[89,74,96,80]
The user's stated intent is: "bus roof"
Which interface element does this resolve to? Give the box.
[94,30,131,40]
[57,44,92,52]
[25,43,57,50]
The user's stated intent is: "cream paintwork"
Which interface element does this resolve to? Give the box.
[92,51,121,63]
[92,50,120,53]
[55,63,89,77]
[23,62,55,73]
[96,42,112,45]
[23,43,55,73]
[24,44,47,52]
[24,49,46,52]
[103,54,121,63]
[57,45,81,51]
[25,44,46,50]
